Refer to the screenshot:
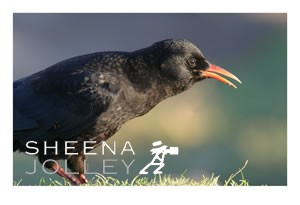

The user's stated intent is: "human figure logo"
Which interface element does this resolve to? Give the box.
[139,141,179,174]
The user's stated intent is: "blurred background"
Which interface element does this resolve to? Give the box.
[13,13,287,185]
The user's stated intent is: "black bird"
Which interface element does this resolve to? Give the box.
[13,39,241,184]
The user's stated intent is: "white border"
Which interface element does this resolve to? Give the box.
[1,0,297,204]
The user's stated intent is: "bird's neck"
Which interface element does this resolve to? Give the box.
[125,51,191,101]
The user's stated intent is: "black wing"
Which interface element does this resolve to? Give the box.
[13,53,116,145]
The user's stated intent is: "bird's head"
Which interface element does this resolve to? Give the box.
[148,39,241,93]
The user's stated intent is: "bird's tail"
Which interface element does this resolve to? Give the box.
[13,140,21,151]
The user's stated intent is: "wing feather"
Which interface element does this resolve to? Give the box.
[13,53,116,145]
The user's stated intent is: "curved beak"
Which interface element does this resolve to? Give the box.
[200,64,242,88]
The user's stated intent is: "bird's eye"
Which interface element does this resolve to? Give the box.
[187,58,197,67]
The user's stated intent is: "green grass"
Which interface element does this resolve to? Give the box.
[14,161,249,186]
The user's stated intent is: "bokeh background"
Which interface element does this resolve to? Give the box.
[13,13,287,185]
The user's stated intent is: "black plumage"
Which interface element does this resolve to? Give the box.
[13,39,240,184]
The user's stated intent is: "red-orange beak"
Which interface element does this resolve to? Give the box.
[201,64,242,88]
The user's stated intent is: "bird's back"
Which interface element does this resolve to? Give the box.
[13,51,129,150]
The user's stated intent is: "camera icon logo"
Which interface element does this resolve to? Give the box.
[139,141,179,175]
